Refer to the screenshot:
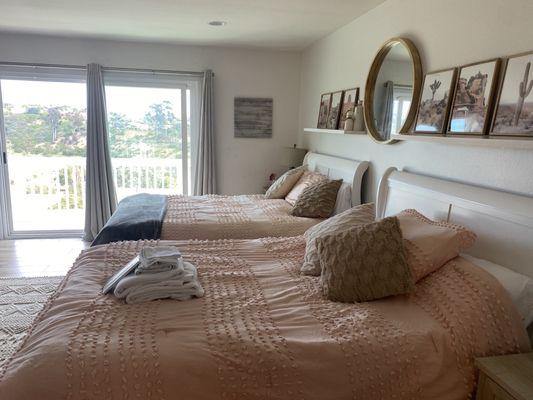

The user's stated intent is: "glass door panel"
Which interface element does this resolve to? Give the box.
[105,85,190,201]
[0,79,86,234]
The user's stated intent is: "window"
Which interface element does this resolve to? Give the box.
[104,71,199,201]
[0,67,87,236]
[390,86,412,135]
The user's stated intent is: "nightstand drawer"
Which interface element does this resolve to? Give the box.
[477,373,519,400]
[475,353,533,400]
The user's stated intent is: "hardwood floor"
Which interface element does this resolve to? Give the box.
[0,238,89,278]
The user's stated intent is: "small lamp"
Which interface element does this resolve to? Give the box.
[283,144,307,170]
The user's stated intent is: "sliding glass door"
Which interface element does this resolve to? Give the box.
[0,76,86,237]
[0,65,200,239]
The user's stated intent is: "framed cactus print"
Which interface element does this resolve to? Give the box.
[491,51,533,137]
[413,68,457,134]
[447,58,501,135]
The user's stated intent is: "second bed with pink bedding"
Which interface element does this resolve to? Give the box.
[161,194,323,240]
[0,237,529,400]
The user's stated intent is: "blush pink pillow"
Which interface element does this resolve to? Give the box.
[397,209,477,282]
[285,170,328,206]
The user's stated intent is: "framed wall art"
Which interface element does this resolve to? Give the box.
[338,87,359,129]
[234,97,273,138]
[413,68,457,134]
[491,51,533,137]
[317,93,332,129]
[326,90,344,129]
[447,59,500,135]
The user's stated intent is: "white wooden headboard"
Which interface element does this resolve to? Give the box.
[303,152,369,207]
[377,168,533,278]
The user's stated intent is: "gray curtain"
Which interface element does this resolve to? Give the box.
[379,80,394,140]
[84,63,117,241]
[192,70,216,195]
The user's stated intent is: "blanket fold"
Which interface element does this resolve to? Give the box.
[92,193,168,246]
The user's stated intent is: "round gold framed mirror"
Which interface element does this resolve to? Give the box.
[364,37,423,144]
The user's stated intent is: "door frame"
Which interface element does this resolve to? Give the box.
[0,83,10,239]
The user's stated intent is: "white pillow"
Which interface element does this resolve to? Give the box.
[462,254,533,327]
[332,183,352,215]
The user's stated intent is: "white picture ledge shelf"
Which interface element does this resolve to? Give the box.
[391,133,533,150]
[304,128,366,135]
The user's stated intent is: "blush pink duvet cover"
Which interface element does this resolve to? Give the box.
[0,237,529,400]
[161,194,322,240]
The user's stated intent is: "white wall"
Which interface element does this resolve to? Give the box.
[299,0,533,202]
[0,32,302,195]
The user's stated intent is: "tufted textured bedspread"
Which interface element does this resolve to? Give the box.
[161,194,322,240]
[0,237,529,400]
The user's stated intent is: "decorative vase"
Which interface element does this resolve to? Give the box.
[353,101,365,132]
[343,110,355,131]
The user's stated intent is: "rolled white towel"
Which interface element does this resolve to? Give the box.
[114,262,204,304]
[137,246,182,274]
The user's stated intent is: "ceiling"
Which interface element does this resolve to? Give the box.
[0,0,387,50]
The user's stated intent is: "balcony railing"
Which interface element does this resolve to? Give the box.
[8,155,184,212]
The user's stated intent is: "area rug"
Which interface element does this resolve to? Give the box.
[0,276,63,369]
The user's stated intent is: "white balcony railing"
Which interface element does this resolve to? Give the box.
[8,155,184,213]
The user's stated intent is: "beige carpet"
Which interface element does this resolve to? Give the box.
[0,276,63,369]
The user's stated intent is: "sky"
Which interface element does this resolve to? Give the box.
[1,79,190,121]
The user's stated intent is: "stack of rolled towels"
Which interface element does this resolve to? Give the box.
[114,246,204,304]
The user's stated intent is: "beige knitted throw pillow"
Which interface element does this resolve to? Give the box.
[285,170,327,205]
[318,216,414,303]
[291,179,342,218]
[301,203,375,276]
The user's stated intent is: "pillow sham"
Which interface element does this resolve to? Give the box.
[397,209,477,282]
[285,170,328,206]
[319,216,414,303]
[332,183,352,215]
[301,202,375,276]
[291,179,342,218]
[462,254,533,327]
[264,166,305,199]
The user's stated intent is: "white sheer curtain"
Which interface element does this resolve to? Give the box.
[84,63,117,241]
[192,70,216,195]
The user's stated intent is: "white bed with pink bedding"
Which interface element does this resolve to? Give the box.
[1,169,532,399]
[160,152,369,240]
[161,194,320,239]
[0,237,529,400]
